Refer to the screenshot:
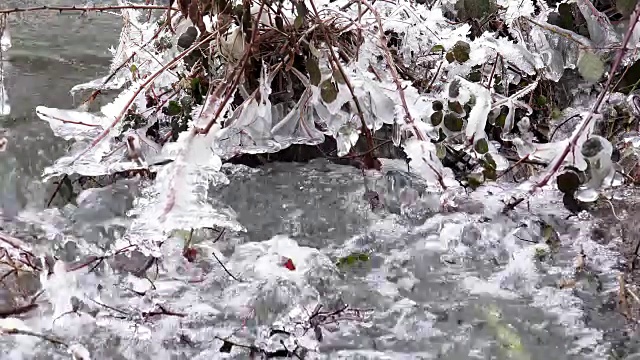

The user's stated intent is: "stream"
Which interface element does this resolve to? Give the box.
[0,1,638,359]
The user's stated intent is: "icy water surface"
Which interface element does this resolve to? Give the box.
[0,2,637,360]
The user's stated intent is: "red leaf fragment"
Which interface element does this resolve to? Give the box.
[283,258,296,271]
[183,247,197,263]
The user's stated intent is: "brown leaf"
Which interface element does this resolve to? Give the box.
[178,0,191,18]
[189,0,208,35]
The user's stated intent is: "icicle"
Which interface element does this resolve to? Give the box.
[0,15,11,117]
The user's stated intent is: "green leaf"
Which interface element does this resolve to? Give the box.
[448,101,464,114]
[466,173,484,189]
[495,112,507,128]
[448,79,461,98]
[468,70,482,82]
[616,0,636,17]
[445,51,455,63]
[432,100,444,111]
[166,100,182,116]
[452,41,471,63]
[443,113,463,132]
[296,2,308,18]
[306,57,322,86]
[483,153,497,170]
[474,138,489,154]
[430,44,445,53]
[336,252,370,268]
[535,95,548,106]
[557,3,575,30]
[320,79,338,103]
[294,15,304,30]
[431,111,443,126]
[577,51,605,83]
[130,64,138,74]
[436,143,447,159]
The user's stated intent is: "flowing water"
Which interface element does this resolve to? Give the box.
[0,2,638,360]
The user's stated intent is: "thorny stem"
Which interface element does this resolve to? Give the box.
[307,0,377,166]
[1,328,68,347]
[532,3,640,191]
[0,5,178,14]
[198,0,266,135]
[355,0,447,187]
[70,31,217,164]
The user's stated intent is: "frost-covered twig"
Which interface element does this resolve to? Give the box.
[0,4,178,14]
[70,31,217,164]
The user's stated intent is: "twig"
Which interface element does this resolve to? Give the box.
[504,3,640,213]
[625,284,640,304]
[46,175,68,208]
[0,328,67,347]
[308,0,377,167]
[70,31,217,164]
[142,304,186,319]
[211,249,242,282]
[0,303,38,319]
[0,5,178,14]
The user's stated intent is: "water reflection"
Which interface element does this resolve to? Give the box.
[0,1,121,212]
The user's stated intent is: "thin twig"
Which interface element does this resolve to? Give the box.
[211,249,242,282]
[0,5,178,14]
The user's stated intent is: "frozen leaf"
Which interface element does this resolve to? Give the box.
[444,113,463,132]
[35,106,108,141]
[577,51,605,83]
[627,93,640,117]
[320,79,338,103]
[451,41,470,63]
[556,170,581,194]
[336,124,359,156]
[0,68,9,116]
[272,90,325,147]
[461,80,491,142]
[215,66,281,156]
[431,111,443,126]
[69,344,91,360]
[576,0,621,48]
[177,26,198,49]
[474,138,489,154]
[336,252,370,268]
[580,135,614,190]
[0,17,10,53]
[165,100,182,116]
[448,101,464,115]
[306,57,322,86]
